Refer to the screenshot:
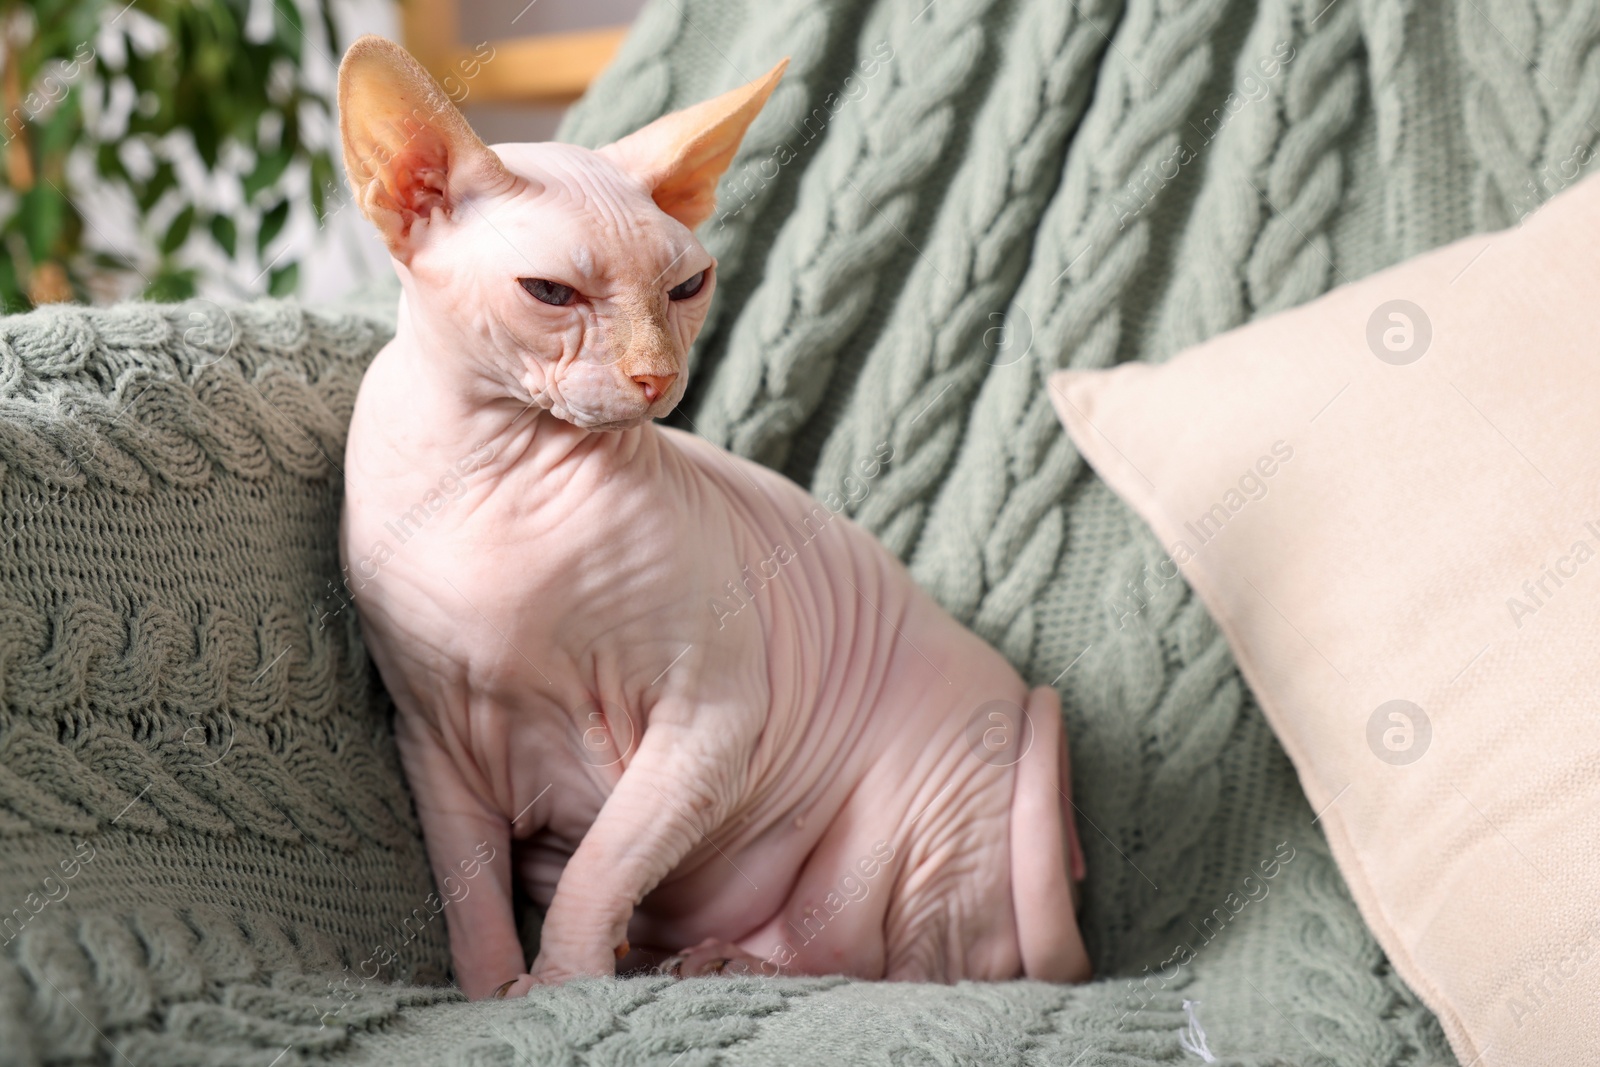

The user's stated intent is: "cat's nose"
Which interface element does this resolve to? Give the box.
[632,373,677,403]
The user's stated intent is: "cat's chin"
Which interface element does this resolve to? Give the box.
[543,387,681,432]
[555,401,678,433]
[558,412,656,433]
[577,419,646,433]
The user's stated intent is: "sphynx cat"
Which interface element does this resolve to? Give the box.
[336,36,1090,997]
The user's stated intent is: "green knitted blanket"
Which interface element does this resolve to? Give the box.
[3,0,1580,1061]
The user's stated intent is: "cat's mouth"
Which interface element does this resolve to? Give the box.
[554,390,677,432]
[534,363,684,431]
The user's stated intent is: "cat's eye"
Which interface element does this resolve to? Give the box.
[668,270,707,301]
[520,278,576,306]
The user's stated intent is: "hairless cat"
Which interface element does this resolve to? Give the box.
[337,36,1090,997]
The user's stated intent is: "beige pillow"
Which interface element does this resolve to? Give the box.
[1051,173,1600,1067]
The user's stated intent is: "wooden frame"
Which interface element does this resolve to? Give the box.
[401,0,628,105]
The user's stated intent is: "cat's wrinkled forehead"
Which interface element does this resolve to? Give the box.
[493,142,658,222]
[483,141,701,287]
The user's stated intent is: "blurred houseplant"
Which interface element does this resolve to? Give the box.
[0,0,339,309]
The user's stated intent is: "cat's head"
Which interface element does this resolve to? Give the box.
[338,36,783,430]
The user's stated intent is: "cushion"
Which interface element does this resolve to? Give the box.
[1050,170,1600,1067]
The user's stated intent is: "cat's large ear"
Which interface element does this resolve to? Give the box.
[338,35,518,259]
[600,59,787,230]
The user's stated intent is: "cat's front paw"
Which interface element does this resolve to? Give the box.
[489,961,598,995]
[518,943,624,988]
[492,973,545,998]
[657,938,766,978]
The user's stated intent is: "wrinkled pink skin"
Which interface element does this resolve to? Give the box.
[340,141,1090,998]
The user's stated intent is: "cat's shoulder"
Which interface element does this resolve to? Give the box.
[653,424,802,502]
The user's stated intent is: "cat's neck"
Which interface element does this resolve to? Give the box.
[374,323,658,496]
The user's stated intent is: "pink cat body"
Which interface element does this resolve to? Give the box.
[336,38,1089,997]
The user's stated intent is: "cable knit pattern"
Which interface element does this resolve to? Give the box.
[1243,0,1363,314]
[332,977,1214,1067]
[692,0,1009,467]
[911,0,1234,664]
[1533,0,1600,191]
[1358,0,1414,237]
[1458,0,1548,225]
[1147,0,1360,357]
[1458,0,1600,228]
[1,0,1578,1060]
[0,303,411,852]
[685,4,868,378]
[0,298,453,1064]
[1146,1,1291,357]
[1089,527,1243,943]
[1362,0,1413,165]
[809,0,1118,560]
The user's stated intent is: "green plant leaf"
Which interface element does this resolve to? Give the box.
[209,214,237,258]
[162,204,195,255]
[268,260,298,297]
[320,6,340,56]
[258,200,289,256]
[137,160,177,213]
[94,142,128,182]
[38,93,83,159]
[195,40,230,85]
[309,152,334,222]
[0,251,21,313]
[91,250,135,272]
[145,266,198,302]
[275,1,306,63]
[191,114,221,168]
[243,148,291,201]
[20,185,66,262]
